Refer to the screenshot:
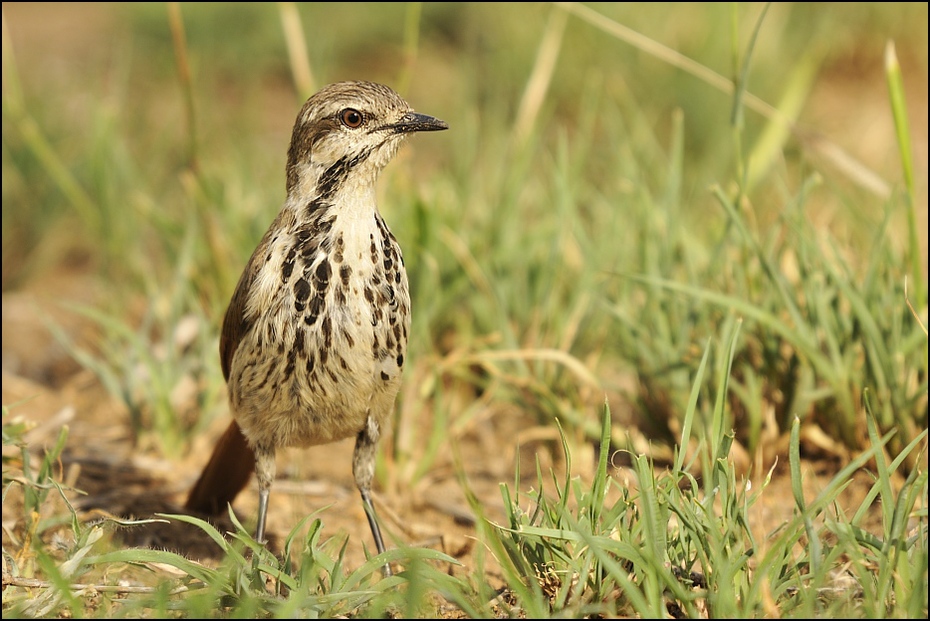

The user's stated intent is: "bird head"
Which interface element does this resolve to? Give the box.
[285,81,448,198]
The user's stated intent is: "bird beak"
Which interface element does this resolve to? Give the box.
[387,111,449,134]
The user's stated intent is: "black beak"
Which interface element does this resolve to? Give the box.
[387,111,449,134]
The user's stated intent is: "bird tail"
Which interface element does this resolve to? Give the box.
[185,420,255,515]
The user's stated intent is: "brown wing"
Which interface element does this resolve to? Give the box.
[218,222,280,380]
[186,224,277,514]
[219,261,258,382]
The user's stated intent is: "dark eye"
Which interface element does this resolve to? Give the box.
[340,108,364,128]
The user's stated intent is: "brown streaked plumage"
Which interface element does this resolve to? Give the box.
[185,81,447,572]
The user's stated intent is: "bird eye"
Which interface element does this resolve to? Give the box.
[340,108,364,128]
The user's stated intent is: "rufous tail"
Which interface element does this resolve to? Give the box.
[185,420,255,515]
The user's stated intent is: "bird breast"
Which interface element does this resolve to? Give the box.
[229,197,410,450]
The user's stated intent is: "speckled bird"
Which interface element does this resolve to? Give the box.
[185,81,448,571]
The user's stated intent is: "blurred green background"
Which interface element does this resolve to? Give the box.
[2,2,927,468]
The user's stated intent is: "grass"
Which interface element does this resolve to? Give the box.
[2,2,928,618]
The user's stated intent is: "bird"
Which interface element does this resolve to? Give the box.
[184,81,448,570]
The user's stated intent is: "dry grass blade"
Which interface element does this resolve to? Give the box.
[278,1,315,98]
[513,4,568,148]
[464,347,601,390]
[557,1,891,198]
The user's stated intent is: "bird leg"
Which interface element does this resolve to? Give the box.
[253,444,276,545]
[354,417,392,576]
